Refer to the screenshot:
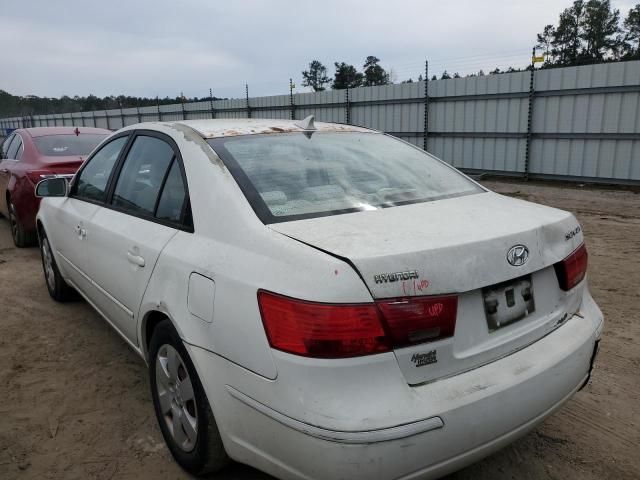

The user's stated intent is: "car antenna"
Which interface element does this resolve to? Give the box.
[294,115,315,131]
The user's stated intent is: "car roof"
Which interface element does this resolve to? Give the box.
[20,127,112,138]
[166,119,376,139]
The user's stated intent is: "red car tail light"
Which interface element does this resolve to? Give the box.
[554,243,588,291]
[258,290,458,358]
[376,296,458,348]
[26,170,56,185]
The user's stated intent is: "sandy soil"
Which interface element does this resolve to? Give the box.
[0,179,638,480]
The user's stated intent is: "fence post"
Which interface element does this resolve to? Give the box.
[289,78,295,120]
[180,94,187,120]
[119,102,125,128]
[345,87,350,124]
[423,59,429,151]
[136,100,142,123]
[156,97,163,121]
[105,110,111,130]
[524,47,536,181]
[209,88,216,119]
[245,84,251,118]
[80,110,86,127]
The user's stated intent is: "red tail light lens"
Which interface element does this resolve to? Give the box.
[258,290,458,358]
[376,296,458,348]
[554,243,588,291]
[258,291,390,358]
[26,170,56,185]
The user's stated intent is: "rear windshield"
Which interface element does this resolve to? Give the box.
[34,134,109,157]
[209,132,483,223]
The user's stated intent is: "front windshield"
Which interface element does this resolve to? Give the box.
[209,132,483,223]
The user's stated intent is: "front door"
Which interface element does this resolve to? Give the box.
[83,133,190,345]
[57,135,130,296]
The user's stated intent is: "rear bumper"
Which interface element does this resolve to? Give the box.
[188,291,603,480]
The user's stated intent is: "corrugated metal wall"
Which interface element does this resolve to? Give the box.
[2,60,639,184]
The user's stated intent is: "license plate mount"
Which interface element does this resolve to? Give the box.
[483,275,535,331]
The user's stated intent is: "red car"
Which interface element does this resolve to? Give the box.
[0,127,111,246]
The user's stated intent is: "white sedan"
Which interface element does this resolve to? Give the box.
[35,117,603,480]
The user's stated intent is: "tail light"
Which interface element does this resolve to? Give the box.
[26,170,57,185]
[376,296,458,348]
[554,243,588,291]
[258,290,458,359]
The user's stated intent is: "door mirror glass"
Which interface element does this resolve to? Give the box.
[36,177,68,198]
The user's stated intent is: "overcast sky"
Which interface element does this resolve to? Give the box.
[1,0,637,99]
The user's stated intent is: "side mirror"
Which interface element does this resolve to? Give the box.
[35,177,69,198]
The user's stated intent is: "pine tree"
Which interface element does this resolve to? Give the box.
[581,0,621,61]
[302,60,331,92]
[362,56,390,86]
[622,4,640,58]
[332,62,364,89]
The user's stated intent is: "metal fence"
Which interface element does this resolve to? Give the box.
[2,60,639,184]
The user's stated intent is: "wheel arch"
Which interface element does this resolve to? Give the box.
[141,309,176,362]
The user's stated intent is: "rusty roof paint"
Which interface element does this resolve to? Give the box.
[162,119,376,139]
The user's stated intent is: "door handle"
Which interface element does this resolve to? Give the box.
[127,251,146,267]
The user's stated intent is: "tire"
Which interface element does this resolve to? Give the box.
[9,200,37,247]
[39,230,77,302]
[149,320,229,476]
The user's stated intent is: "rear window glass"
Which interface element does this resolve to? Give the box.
[34,134,109,156]
[209,132,482,224]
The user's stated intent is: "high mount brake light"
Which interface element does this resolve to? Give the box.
[258,291,458,359]
[554,243,588,291]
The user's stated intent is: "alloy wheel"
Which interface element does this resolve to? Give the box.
[41,238,56,292]
[155,344,198,452]
[8,203,19,243]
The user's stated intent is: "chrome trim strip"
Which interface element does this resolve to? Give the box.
[226,385,444,444]
[57,250,134,318]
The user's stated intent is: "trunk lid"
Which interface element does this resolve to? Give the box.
[270,191,587,384]
[39,155,86,173]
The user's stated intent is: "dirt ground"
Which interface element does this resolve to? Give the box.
[0,179,639,480]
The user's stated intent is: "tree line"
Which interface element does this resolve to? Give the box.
[302,56,392,91]
[0,91,219,119]
[536,0,639,66]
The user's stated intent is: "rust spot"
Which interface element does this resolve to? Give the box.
[334,269,339,275]
[270,127,285,132]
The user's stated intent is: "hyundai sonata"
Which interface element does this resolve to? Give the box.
[35,117,603,480]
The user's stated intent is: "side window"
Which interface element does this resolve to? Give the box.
[1,135,15,159]
[111,136,174,216]
[155,160,188,223]
[75,136,128,202]
[6,135,21,160]
[15,138,24,160]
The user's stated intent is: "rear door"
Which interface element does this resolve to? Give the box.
[83,131,192,345]
[52,135,130,294]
